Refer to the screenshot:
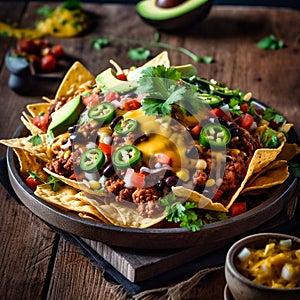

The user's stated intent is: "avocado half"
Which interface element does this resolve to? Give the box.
[136,0,213,31]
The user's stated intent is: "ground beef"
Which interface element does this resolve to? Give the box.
[78,120,99,140]
[193,169,208,186]
[132,187,161,204]
[117,187,135,202]
[104,176,126,196]
[137,200,164,218]
[46,153,74,177]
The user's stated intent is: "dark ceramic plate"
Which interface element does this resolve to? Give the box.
[6,102,300,250]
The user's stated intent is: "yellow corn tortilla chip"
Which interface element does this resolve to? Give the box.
[34,184,109,222]
[277,143,300,161]
[0,135,52,162]
[55,61,95,99]
[242,160,289,193]
[94,201,166,228]
[126,51,170,81]
[26,103,50,118]
[12,148,44,177]
[21,115,44,135]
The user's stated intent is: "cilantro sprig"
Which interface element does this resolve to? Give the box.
[138,66,203,116]
[257,35,284,50]
[90,33,213,63]
[158,193,228,231]
[158,193,204,232]
[28,171,61,192]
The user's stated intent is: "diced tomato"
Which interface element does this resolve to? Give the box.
[190,123,202,139]
[122,98,141,111]
[82,93,101,108]
[237,113,254,131]
[104,91,120,102]
[51,44,64,58]
[98,142,112,157]
[240,103,249,113]
[69,173,77,180]
[116,73,127,81]
[25,176,43,191]
[209,108,231,121]
[154,153,172,165]
[230,202,247,217]
[32,114,49,132]
[124,168,145,188]
[39,53,57,72]
[212,189,223,202]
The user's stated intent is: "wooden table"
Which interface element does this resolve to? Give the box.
[0,2,299,299]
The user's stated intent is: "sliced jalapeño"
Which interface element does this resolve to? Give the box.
[88,102,115,124]
[199,94,223,108]
[112,145,142,170]
[199,124,231,148]
[80,148,105,173]
[114,118,139,136]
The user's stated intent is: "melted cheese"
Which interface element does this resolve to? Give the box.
[0,7,89,39]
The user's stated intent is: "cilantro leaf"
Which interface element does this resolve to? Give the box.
[62,0,82,10]
[128,47,151,61]
[158,193,204,232]
[40,175,61,192]
[90,38,109,50]
[257,35,284,50]
[28,135,43,146]
[263,108,286,124]
[37,5,53,17]
[289,162,300,178]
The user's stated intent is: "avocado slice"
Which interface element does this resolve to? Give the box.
[136,0,213,31]
[173,64,197,77]
[96,68,139,93]
[47,95,85,137]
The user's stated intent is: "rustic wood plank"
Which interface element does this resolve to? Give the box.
[0,189,57,299]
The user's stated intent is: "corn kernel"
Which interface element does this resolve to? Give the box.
[89,180,101,190]
[63,150,71,159]
[176,168,190,182]
[206,179,216,187]
[196,159,207,170]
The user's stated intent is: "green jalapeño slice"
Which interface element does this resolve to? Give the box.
[80,148,105,173]
[114,118,139,136]
[112,145,142,170]
[199,94,223,108]
[88,102,115,124]
[199,124,231,148]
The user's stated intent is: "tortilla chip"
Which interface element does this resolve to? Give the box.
[55,61,95,99]
[26,103,50,118]
[0,135,52,162]
[242,160,289,193]
[172,187,229,212]
[127,51,170,81]
[21,115,44,135]
[277,143,300,161]
[12,148,44,177]
[93,201,166,228]
[34,184,108,222]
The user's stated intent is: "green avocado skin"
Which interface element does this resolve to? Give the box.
[48,95,85,137]
[136,0,213,31]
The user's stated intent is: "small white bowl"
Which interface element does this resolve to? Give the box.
[225,233,300,300]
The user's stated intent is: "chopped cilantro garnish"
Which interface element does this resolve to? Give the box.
[158,193,204,232]
[37,5,53,17]
[28,171,61,192]
[263,108,286,125]
[28,135,43,146]
[289,162,300,178]
[128,47,151,61]
[138,66,203,116]
[257,35,284,50]
[90,38,110,50]
[63,0,82,10]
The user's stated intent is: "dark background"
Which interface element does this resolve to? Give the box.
[0,0,299,9]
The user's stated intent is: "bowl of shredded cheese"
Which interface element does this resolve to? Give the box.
[225,233,300,300]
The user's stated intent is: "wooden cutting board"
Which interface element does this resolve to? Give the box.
[81,204,298,282]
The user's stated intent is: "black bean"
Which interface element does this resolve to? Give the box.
[103,163,115,178]
[69,132,84,143]
[165,176,178,187]
[186,145,199,159]
[110,115,123,130]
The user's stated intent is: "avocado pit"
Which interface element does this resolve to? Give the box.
[156,0,186,8]
[136,0,213,31]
